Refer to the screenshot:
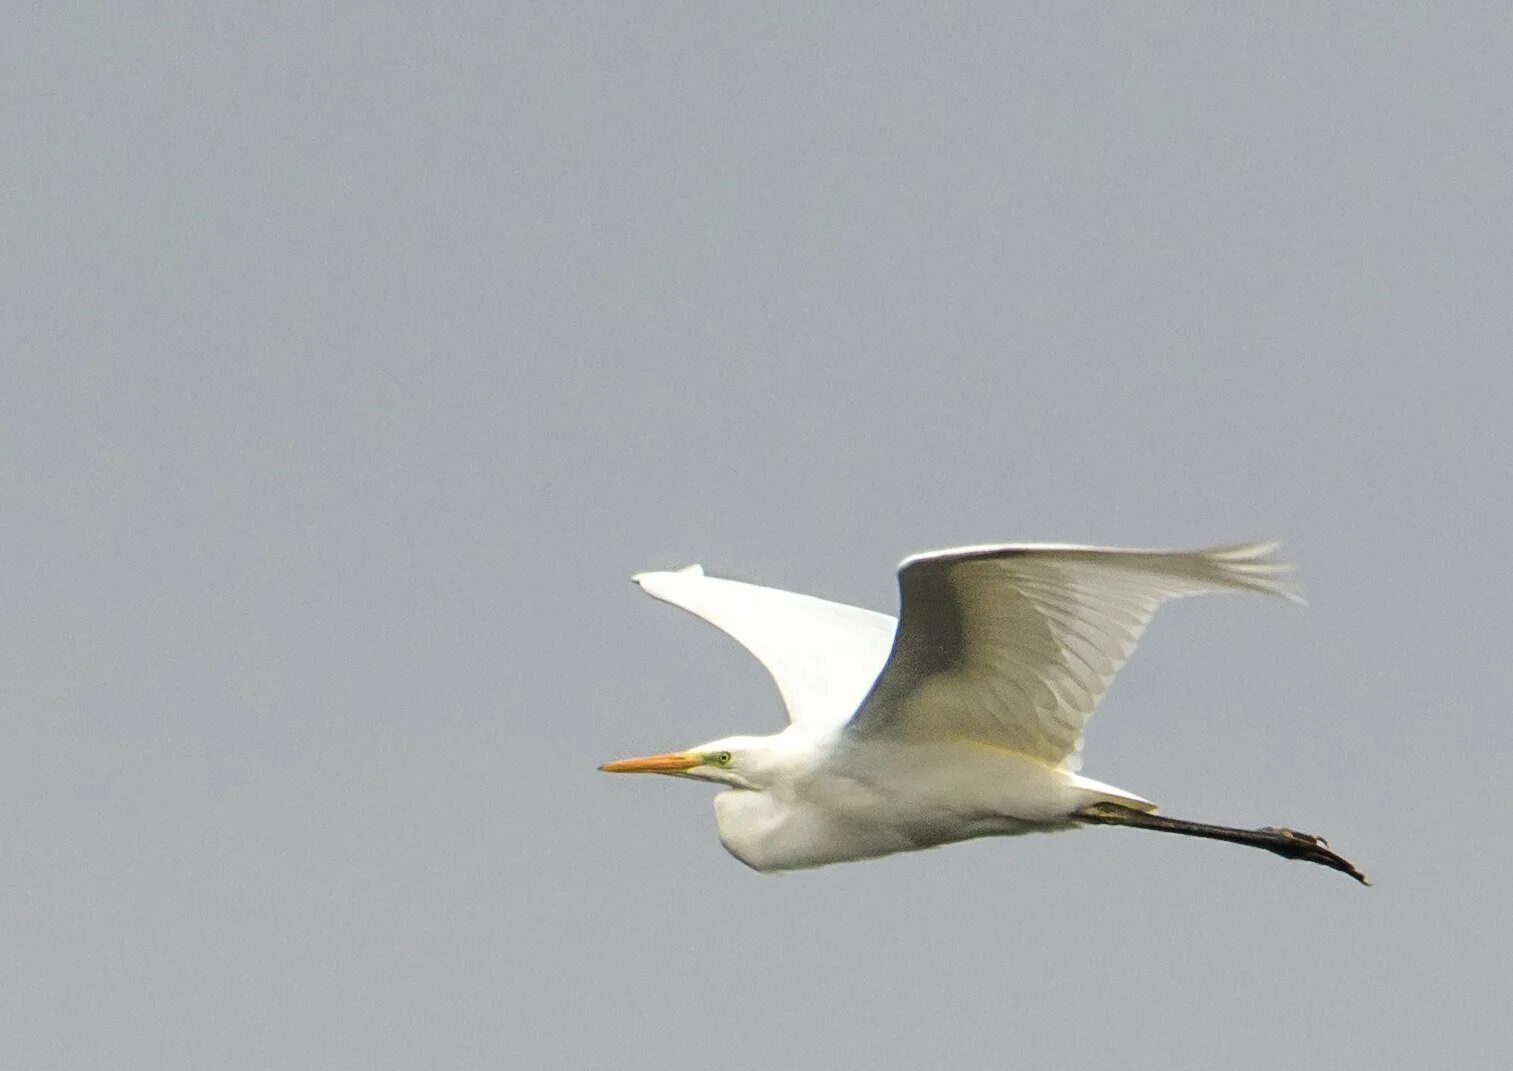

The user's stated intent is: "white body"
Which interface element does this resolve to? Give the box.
[618,543,1299,872]
[711,733,1148,871]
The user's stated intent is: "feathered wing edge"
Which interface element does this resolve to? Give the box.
[898,539,1304,604]
[1174,541,1306,604]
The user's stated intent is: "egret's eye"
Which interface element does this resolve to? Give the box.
[713,751,733,767]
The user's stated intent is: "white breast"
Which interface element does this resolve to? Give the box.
[713,789,922,872]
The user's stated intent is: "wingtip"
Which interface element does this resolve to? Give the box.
[631,563,705,587]
[1203,540,1308,605]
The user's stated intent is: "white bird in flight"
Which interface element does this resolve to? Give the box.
[601,542,1366,884]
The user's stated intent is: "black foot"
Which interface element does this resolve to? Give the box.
[1257,827,1370,885]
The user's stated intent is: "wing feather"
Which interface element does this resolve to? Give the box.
[633,565,897,732]
[845,542,1301,769]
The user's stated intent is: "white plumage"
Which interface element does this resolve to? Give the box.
[603,542,1366,884]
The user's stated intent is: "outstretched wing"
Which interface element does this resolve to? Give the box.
[845,542,1301,769]
[633,565,898,732]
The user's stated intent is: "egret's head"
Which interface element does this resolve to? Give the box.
[599,735,770,790]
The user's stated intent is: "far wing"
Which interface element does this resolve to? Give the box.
[845,543,1300,769]
[633,565,898,732]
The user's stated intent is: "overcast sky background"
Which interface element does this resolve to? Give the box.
[4,6,1511,1069]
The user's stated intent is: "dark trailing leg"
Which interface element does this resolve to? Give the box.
[1077,802,1369,885]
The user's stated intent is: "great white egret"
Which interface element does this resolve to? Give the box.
[601,542,1366,884]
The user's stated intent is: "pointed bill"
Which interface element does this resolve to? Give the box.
[598,751,701,774]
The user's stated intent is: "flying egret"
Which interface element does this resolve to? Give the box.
[601,542,1366,884]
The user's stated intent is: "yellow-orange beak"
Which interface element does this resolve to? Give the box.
[598,751,702,774]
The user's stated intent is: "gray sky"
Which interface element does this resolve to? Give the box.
[4,5,1510,1069]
